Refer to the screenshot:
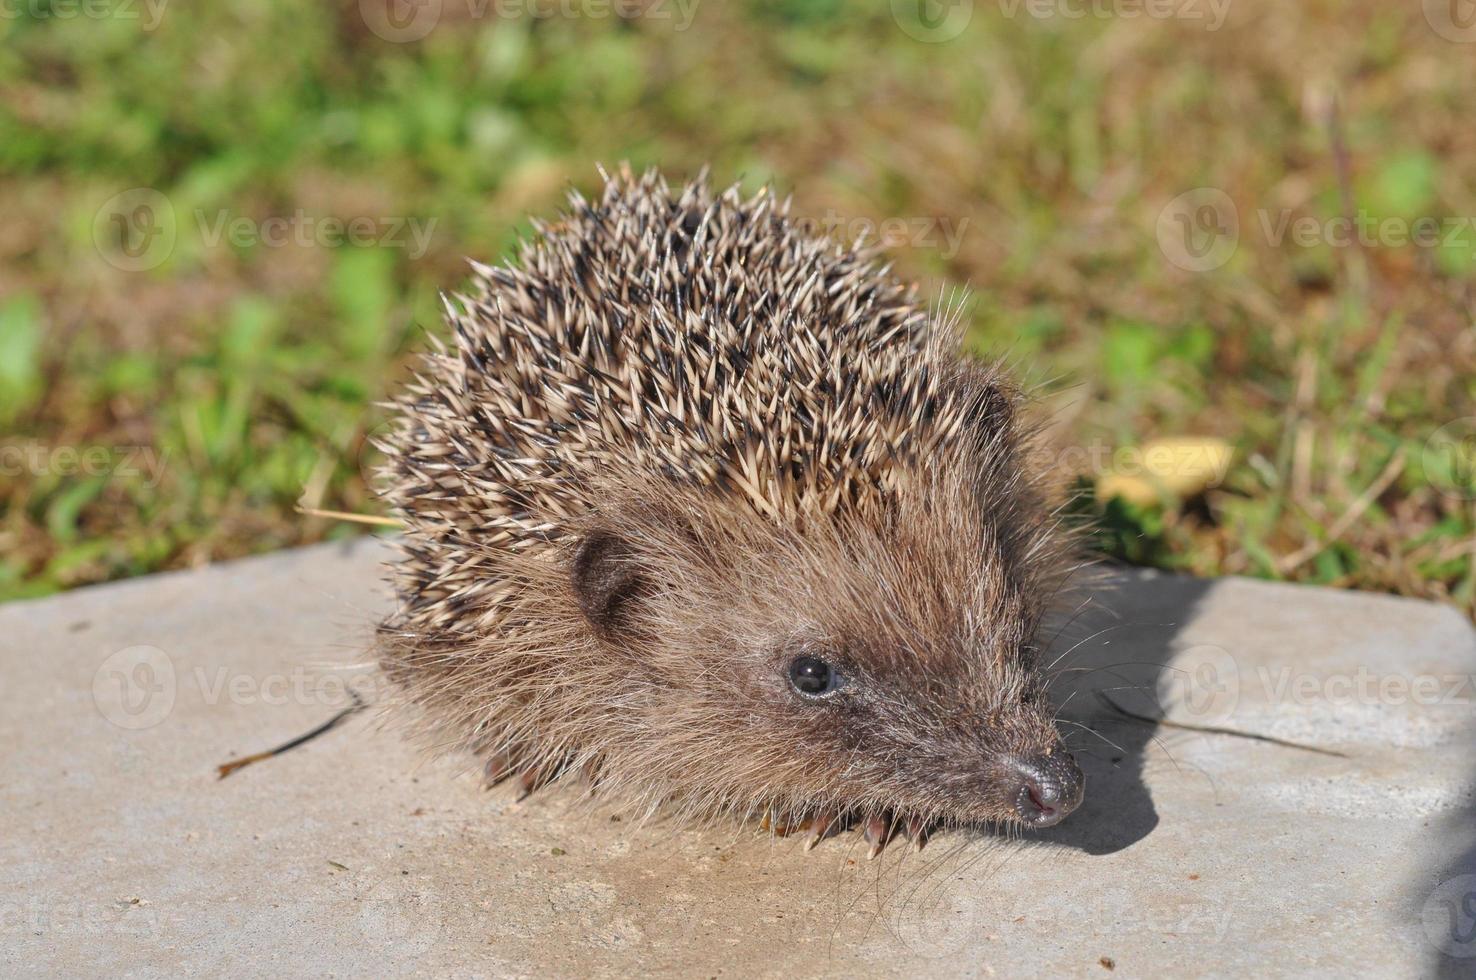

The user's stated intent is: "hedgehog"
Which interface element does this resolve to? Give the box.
[375,166,1083,855]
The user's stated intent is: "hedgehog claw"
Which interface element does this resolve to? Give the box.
[802,812,843,852]
[513,766,556,802]
[862,815,892,860]
[507,753,580,801]
[482,751,516,790]
[904,815,932,852]
[514,771,538,802]
[580,757,603,790]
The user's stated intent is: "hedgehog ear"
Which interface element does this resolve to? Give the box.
[970,374,1016,434]
[570,530,644,639]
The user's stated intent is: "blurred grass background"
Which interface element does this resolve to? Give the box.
[2,0,1475,613]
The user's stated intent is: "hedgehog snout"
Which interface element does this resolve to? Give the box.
[1002,748,1084,828]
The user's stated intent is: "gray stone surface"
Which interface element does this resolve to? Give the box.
[2,537,1474,978]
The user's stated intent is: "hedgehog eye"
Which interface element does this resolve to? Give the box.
[788,656,842,698]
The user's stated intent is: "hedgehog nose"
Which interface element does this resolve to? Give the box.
[1007,750,1084,828]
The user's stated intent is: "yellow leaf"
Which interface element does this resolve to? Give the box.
[1095,437,1234,508]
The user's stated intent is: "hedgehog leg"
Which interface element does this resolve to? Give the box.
[761,809,799,837]
[516,756,579,801]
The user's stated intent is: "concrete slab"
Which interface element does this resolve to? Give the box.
[2,537,1473,978]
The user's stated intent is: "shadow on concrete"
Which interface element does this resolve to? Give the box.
[1419,633,1476,977]
[1026,568,1217,856]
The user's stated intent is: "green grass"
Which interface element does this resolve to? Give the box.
[2,1,1475,613]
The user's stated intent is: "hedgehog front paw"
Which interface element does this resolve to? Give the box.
[767,809,933,857]
[860,812,934,858]
[481,748,563,801]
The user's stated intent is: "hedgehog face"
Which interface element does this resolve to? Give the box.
[565,478,1082,834]
[752,558,1079,833]
[758,633,1083,832]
